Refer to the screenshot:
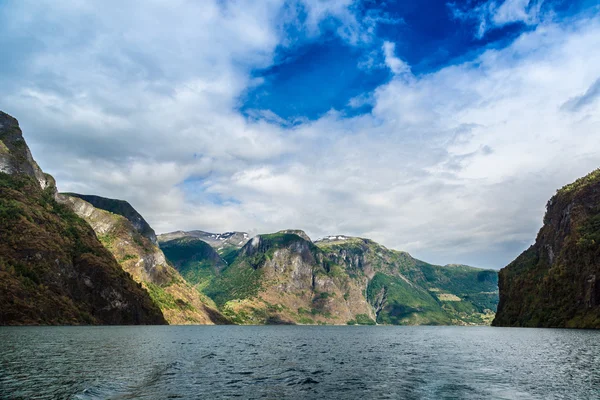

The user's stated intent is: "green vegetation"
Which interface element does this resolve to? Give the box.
[120,254,138,262]
[0,172,165,325]
[367,273,450,325]
[144,282,196,312]
[355,314,376,325]
[298,316,315,324]
[577,210,600,250]
[558,168,600,195]
[160,237,225,289]
[167,228,500,325]
[494,168,600,328]
[219,246,240,265]
[145,282,179,309]
[203,261,264,307]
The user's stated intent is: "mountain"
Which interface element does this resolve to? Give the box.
[158,230,249,265]
[63,193,158,244]
[317,236,498,325]
[58,194,229,325]
[493,169,600,328]
[165,230,498,325]
[159,237,226,291]
[0,110,165,325]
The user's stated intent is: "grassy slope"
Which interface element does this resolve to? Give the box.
[159,237,226,290]
[317,237,498,325]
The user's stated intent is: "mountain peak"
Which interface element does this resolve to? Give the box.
[0,111,54,191]
[158,230,250,250]
[277,229,312,242]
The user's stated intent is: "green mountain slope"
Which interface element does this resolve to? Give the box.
[159,237,226,290]
[317,236,498,325]
[158,230,248,264]
[493,169,600,328]
[0,111,165,325]
[162,230,498,325]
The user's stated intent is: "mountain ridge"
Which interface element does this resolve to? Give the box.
[161,230,498,325]
[0,110,166,325]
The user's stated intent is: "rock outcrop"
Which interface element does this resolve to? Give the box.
[493,169,600,328]
[0,112,53,191]
[65,193,158,244]
[0,111,166,325]
[58,194,229,325]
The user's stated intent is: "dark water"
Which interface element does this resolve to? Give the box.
[1,326,599,399]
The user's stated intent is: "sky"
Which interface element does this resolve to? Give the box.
[0,0,599,269]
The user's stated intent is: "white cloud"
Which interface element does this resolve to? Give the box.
[450,0,546,38]
[382,41,411,75]
[0,1,599,269]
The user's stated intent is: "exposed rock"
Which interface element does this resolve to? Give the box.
[58,194,229,325]
[65,193,158,244]
[0,111,53,191]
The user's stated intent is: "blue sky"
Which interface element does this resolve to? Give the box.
[241,0,594,120]
[0,0,599,269]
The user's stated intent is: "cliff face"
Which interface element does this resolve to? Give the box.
[493,169,600,328]
[0,111,166,325]
[171,231,498,325]
[58,194,229,325]
[0,112,53,191]
[65,193,158,244]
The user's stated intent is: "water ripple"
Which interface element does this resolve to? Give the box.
[1,326,600,399]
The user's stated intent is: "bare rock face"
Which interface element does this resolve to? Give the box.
[58,193,229,325]
[493,169,600,328]
[0,111,53,191]
[64,193,158,244]
[57,195,170,284]
[0,111,166,325]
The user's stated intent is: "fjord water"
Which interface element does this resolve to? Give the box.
[1,326,599,399]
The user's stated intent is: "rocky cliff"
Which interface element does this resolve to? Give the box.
[65,193,158,244]
[0,111,166,325]
[493,169,600,328]
[165,230,498,325]
[58,194,229,325]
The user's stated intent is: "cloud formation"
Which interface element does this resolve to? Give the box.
[0,1,599,269]
[450,0,545,38]
[382,41,411,75]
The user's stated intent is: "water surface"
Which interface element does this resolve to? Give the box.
[1,326,599,399]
